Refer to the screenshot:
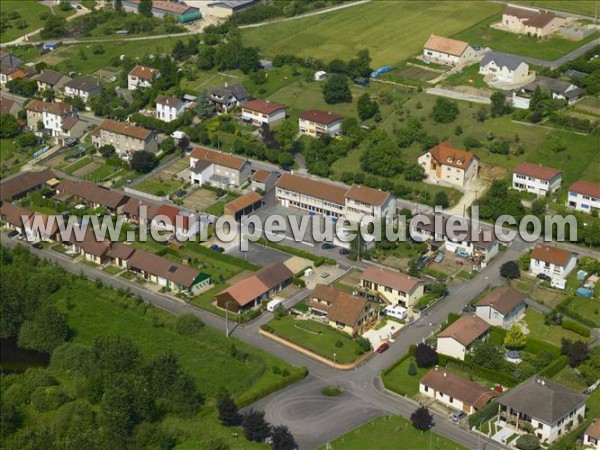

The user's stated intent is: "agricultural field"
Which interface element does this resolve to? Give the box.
[241,1,501,67]
[0,1,75,43]
[519,1,599,16]
[319,415,467,450]
[453,14,600,61]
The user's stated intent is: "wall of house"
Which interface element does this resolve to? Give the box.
[299,119,342,137]
[567,191,600,214]
[530,255,576,279]
[276,187,345,217]
[512,174,562,196]
[437,337,467,360]
[242,108,286,126]
[423,49,460,66]
[419,383,473,413]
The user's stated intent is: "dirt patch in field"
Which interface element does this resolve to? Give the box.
[181,188,218,213]
[479,162,508,182]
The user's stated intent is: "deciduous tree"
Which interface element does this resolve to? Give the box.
[322,74,352,104]
[410,406,433,431]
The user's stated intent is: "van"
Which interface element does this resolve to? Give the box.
[266,298,284,312]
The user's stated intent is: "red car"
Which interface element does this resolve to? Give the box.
[376,343,389,353]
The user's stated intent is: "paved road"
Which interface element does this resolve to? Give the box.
[515,38,600,69]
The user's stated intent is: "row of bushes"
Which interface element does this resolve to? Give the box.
[538,355,569,378]
[255,238,336,266]
[193,244,259,272]
[561,319,591,337]
[468,401,497,428]
[438,354,520,387]
[235,366,309,407]
[556,297,597,328]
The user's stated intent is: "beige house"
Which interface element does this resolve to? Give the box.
[344,185,394,223]
[307,284,378,336]
[420,369,498,414]
[418,141,479,188]
[501,4,565,37]
[241,99,286,127]
[128,65,161,91]
[436,315,490,360]
[299,110,343,138]
[36,69,71,93]
[584,419,600,449]
[479,52,530,84]
[423,35,477,66]
[359,266,424,308]
[475,286,526,328]
[189,146,251,188]
[92,119,157,159]
[0,203,34,234]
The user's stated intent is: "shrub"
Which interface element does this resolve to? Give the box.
[415,343,438,368]
[260,324,273,333]
[356,337,371,353]
[30,386,70,412]
[407,362,417,376]
[175,314,204,336]
[516,434,540,450]
[561,319,591,337]
[334,340,344,348]
[538,355,568,378]
[321,386,342,396]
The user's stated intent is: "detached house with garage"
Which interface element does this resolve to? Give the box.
[359,266,424,308]
[128,65,161,91]
[475,286,527,328]
[420,369,498,415]
[422,35,477,66]
[437,315,490,361]
[418,141,479,188]
[156,95,185,122]
[92,119,158,159]
[497,377,587,443]
[189,146,251,188]
[299,110,343,137]
[241,99,286,126]
[479,52,530,84]
[567,180,600,214]
[308,284,378,336]
[512,162,562,197]
[530,244,576,282]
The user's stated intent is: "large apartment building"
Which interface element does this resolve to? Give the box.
[92,119,158,159]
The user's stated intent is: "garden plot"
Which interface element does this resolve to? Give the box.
[72,160,101,178]
[181,188,218,212]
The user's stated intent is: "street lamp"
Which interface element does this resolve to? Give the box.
[333,352,337,368]
[225,300,233,337]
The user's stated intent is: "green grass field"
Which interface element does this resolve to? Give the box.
[268,315,363,364]
[134,177,185,196]
[0,1,75,43]
[382,356,427,396]
[453,14,600,61]
[524,309,592,346]
[205,194,239,216]
[519,1,599,16]
[242,1,501,66]
[83,163,121,183]
[319,415,467,450]
[63,156,92,174]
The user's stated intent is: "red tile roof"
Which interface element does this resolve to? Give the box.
[276,173,347,206]
[0,169,55,202]
[242,99,286,115]
[299,109,343,125]
[530,244,572,267]
[0,203,33,227]
[569,180,600,198]
[362,266,422,294]
[428,141,475,170]
[56,180,129,210]
[586,419,600,440]
[438,315,490,346]
[98,119,153,141]
[251,170,270,182]
[224,192,262,215]
[475,286,526,316]
[190,146,247,170]
[309,284,373,328]
[129,65,160,80]
[514,162,561,181]
[424,35,469,56]
[421,369,498,410]
[0,97,16,115]
[346,184,390,206]
[127,249,201,288]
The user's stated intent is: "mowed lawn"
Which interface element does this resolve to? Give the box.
[268,315,363,363]
[519,1,599,16]
[319,415,468,450]
[524,309,592,347]
[0,1,75,43]
[382,356,427,397]
[453,14,600,61]
[242,1,501,66]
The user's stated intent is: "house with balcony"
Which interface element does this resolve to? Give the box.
[359,266,424,308]
[567,180,600,214]
[512,162,562,197]
[436,315,490,360]
[418,141,479,188]
[475,286,527,328]
[189,146,251,188]
[529,244,576,281]
[156,95,185,122]
[497,377,587,443]
[63,76,101,103]
[241,99,286,126]
[128,65,161,91]
[307,284,378,336]
[299,110,343,138]
[210,83,250,113]
[420,368,498,414]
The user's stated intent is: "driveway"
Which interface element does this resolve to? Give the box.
[426,87,491,104]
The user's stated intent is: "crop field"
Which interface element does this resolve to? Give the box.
[519,1,599,16]
[241,1,501,67]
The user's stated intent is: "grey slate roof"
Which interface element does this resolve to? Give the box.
[523,75,580,96]
[480,52,527,71]
[209,0,256,10]
[38,69,68,86]
[211,83,250,102]
[497,377,587,424]
[64,76,100,93]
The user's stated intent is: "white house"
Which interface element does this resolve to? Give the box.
[359,266,424,308]
[344,184,394,223]
[437,315,490,361]
[25,101,78,141]
[512,162,562,196]
[63,76,101,103]
[567,180,600,214]
[423,35,477,66]
[241,99,286,126]
[529,244,576,280]
[497,377,588,443]
[479,52,530,84]
[584,419,600,450]
[128,65,160,91]
[418,141,479,188]
[475,286,527,328]
[156,95,185,122]
[189,146,251,188]
[420,369,498,414]
[298,110,343,138]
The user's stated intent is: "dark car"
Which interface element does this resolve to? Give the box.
[339,248,350,255]
[32,242,43,250]
[536,273,551,282]
[7,229,19,238]
[321,243,335,250]
[210,244,225,253]
[376,343,389,353]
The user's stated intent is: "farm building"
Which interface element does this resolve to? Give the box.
[206,0,257,18]
[122,0,202,23]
